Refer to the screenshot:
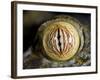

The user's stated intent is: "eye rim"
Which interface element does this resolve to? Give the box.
[37,15,84,61]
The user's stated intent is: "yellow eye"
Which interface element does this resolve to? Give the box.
[38,15,84,61]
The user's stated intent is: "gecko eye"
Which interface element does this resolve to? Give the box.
[38,16,84,61]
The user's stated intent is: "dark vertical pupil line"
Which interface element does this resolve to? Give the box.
[57,28,62,52]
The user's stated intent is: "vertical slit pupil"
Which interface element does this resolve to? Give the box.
[57,28,62,52]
